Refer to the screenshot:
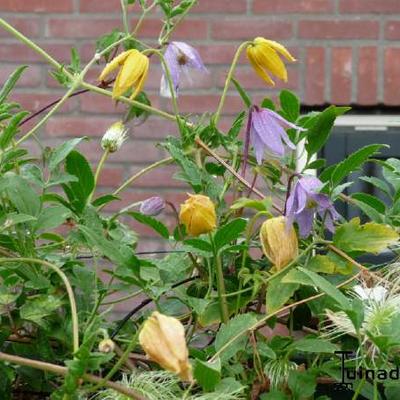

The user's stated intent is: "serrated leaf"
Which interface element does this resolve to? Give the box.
[333,218,399,254]
[215,313,257,362]
[213,218,247,251]
[331,144,385,187]
[127,211,169,239]
[298,267,351,310]
[0,65,28,104]
[48,137,85,171]
[194,358,221,392]
[20,295,63,327]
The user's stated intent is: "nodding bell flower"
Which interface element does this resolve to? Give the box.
[101,121,128,152]
[139,311,193,382]
[247,37,296,86]
[260,216,298,271]
[285,176,340,237]
[179,194,217,236]
[249,106,303,164]
[161,41,207,98]
[99,49,149,99]
[140,196,166,216]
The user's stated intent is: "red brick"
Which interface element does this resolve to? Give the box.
[340,0,400,13]
[217,66,299,91]
[211,20,293,40]
[10,93,77,114]
[331,48,353,105]
[97,167,124,187]
[0,0,73,12]
[253,0,333,13]
[385,21,400,40]
[0,17,40,38]
[299,20,379,39]
[79,0,141,13]
[304,47,325,105]
[128,165,187,188]
[357,47,377,105]
[177,95,244,115]
[141,19,207,40]
[80,93,128,114]
[193,0,247,13]
[45,116,117,137]
[0,43,71,63]
[47,18,119,39]
[384,48,400,105]
[0,65,42,88]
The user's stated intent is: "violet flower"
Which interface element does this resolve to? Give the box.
[140,196,166,216]
[249,106,303,164]
[160,41,207,98]
[285,176,340,237]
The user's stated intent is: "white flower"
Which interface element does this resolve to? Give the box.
[101,121,128,153]
[353,284,387,303]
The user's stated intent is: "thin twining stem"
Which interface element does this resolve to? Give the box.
[0,352,145,400]
[0,257,79,354]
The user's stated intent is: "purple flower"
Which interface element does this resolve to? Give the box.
[160,41,207,98]
[140,196,166,216]
[250,107,304,164]
[285,176,340,237]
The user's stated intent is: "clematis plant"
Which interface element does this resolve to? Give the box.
[0,2,400,400]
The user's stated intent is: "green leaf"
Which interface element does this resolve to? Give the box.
[213,218,247,251]
[0,65,28,104]
[288,369,317,400]
[306,253,353,275]
[334,218,399,254]
[228,111,246,139]
[215,313,257,362]
[193,358,221,392]
[127,211,169,239]
[183,238,212,252]
[383,158,400,192]
[230,197,271,212]
[266,272,299,313]
[231,77,252,108]
[305,106,338,158]
[331,144,386,187]
[279,89,300,122]
[261,390,289,400]
[297,267,351,310]
[48,137,85,171]
[0,213,37,232]
[95,30,123,61]
[0,111,29,149]
[91,194,120,207]
[64,150,94,212]
[289,337,337,353]
[306,158,326,170]
[20,295,63,327]
[35,205,72,231]
[360,176,392,197]
[4,175,40,217]
[351,192,386,222]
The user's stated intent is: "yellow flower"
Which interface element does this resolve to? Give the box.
[179,194,217,236]
[246,37,296,86]
[260,216,298,271]
[139,311,193,382]
[99,49,149,99]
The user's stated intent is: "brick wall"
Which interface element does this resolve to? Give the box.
[1,0,400,250]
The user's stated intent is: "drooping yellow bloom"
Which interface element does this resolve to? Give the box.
[179,194,217,236]
[260,216,298,271]
[139,311,193,382]
[246,37,296,86]
[99,49,149,99]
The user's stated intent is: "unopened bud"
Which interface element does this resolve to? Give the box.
[179,194,216,236]
[139,311,193,382]
[260,216,298,271]
[101,121,128,153]
[98,339,115,353]
[140,196,165,216]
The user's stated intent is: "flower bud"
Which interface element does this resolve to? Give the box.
[101,121,128,153]
[139,311,193,382]
[179,194,216,236]
[98,339,115,353]
[140,196,165,216]
[260,216,298,271]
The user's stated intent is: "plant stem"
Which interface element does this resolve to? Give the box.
[209,234,229,324]
[0,258,79,353]
[0,352,145,400]
[120,0,130,35]
[90,148,110,203]
[214,41,250,126]
[352,378,366,400]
